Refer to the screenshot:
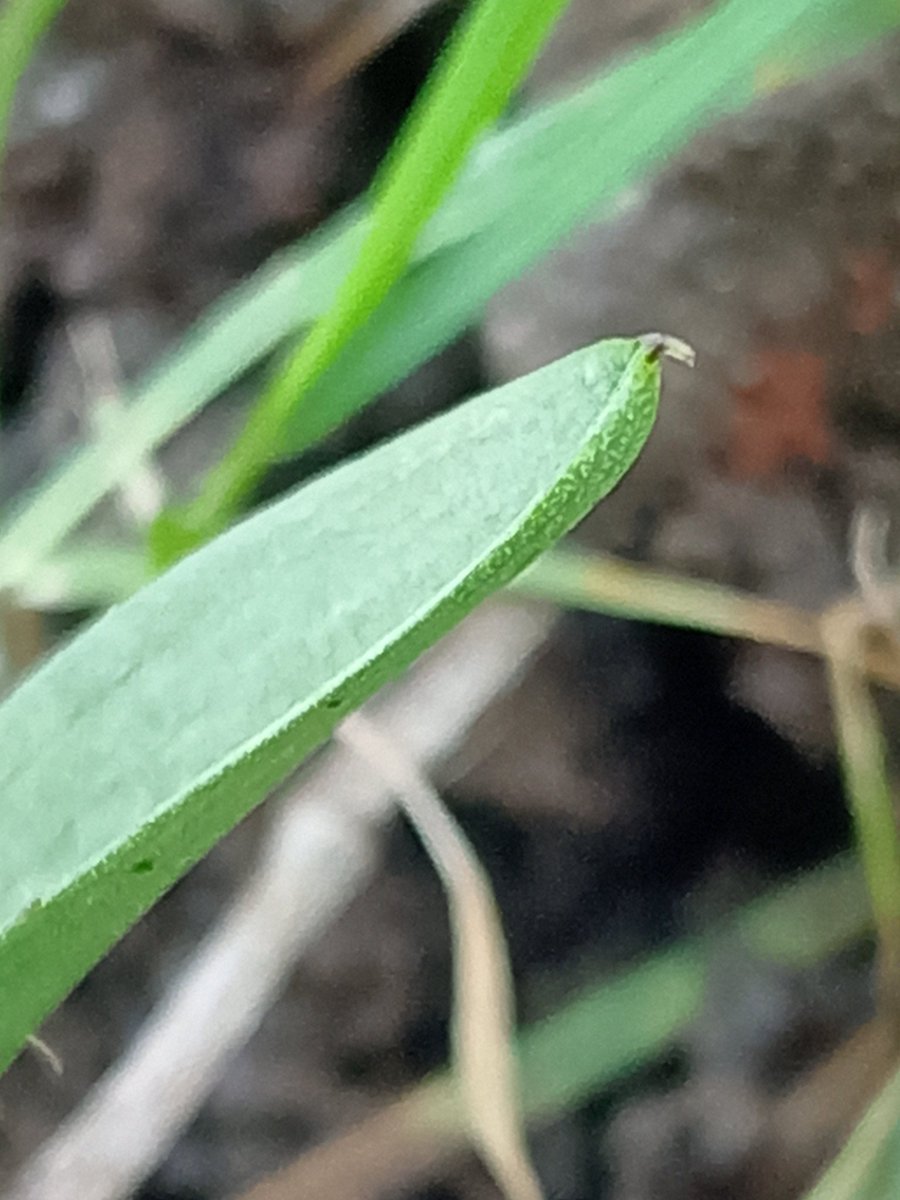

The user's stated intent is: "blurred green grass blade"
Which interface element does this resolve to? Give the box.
[229,857,869,1197]
[0,217,365,592]
[782,0,900,75]
[0,0,886,590]
[170,0,572,540]
[0,337,659,1072]
[822,607,900,1013]
[803,1066,900,1200]
[275,0,884,454]
[16,537,148,610]
[517,861,870,1122]
[0,0,68,175]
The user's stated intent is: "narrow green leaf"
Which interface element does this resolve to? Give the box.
[0,337,659,1072]
[777,0,900,76]
[0,0,876,594]
[161,0,572,547]
[822,606,900,1014]
[0,219,364,593]
[274,0,882,457]
[15,537,149,611]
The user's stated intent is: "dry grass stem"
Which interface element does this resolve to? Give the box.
[338,712,544,1200]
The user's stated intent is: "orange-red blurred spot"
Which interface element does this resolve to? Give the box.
[727,348,833,479]
[844,249,896,336]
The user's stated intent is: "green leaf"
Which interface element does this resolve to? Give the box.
[0,336,659,1072]
[162,0,573,543]
[0,0,879,594]
[774,0,900,77]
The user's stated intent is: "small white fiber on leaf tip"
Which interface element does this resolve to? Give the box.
[639,333,696,368]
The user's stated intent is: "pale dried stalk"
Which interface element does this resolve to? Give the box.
[339,713,544,1200]
[7,601,554,1200]
[67,314,168,527]
[850,507,893,627]
[512,547,900,691]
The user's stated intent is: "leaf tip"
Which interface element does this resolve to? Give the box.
[639,333,696,369]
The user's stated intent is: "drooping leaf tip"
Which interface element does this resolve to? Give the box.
[639,333,696,368]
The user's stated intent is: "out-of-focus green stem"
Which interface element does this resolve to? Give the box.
[153,0,572,560]
[823,604,900,1028]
